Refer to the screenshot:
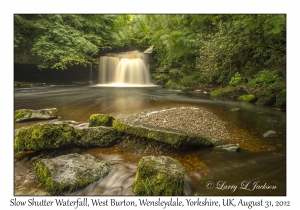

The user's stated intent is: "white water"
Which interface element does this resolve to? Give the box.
[98,51,156,87]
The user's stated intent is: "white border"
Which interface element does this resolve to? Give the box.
[3,0,298,209]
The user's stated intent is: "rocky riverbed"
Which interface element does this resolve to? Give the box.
[14,105,234,196]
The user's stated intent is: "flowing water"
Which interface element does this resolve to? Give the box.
[98,51,154,87]
[14,86,286,196]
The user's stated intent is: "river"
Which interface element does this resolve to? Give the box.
[14,85,286,196]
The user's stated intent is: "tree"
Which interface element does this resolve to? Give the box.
[14,14,129,69]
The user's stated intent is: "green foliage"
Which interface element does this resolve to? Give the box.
[14,14,286,96]
[248,69,281,88]
[229,72,242,86]
[152,73,169,85]
[14,14,129,69]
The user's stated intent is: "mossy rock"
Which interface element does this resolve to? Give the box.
[89,114,115,127]
[132,156,185,196]
[112,120,215,147]
[35,153,111,195]
[275,89,286,108]
[77,126,117,147]
[210,87,247,99]
[237,94,257,103]
[253,89,278,106]
[14,108,58,122]
[210,87,231,97]
[14,123,117,152]
[14,123,81,152]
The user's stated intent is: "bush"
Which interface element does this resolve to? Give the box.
[152,73,169,85]
[248,69,281,88]
[180,73,203,86]
[229,72,242,86]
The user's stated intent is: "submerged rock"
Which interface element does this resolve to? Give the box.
[214,144,240,152]
[112,120,217,147]
[263,130,277,138]
[89,114,115,127]
[231,108,242,112]
[35,153,111,195]
[132,156,185,196]
[14,123,117,152]
[14,108,58,122]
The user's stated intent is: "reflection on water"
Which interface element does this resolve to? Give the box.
[14,86,286,195]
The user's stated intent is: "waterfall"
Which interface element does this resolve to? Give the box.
[98,51,155,87]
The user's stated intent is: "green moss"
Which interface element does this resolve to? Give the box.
[35,161,57,194]
[89,114,115,127]
[210,87,247,99]
[14,109,33,122]
[210,88,231,97]
[237,94,257,103]
[14,123,80,152]
[78,126,117,147]
[132,156,185,196]
[112,120,213,147]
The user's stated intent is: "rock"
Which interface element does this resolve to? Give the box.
[194,89,201,92]
[14,123,80,152]
[275,89,286,109]
[210,87,247,99]
[132,156,185,195]
[89,114,115,127]
[112,120,217,147]
[35,153,111,195]
[214,144,240,152]
[209,138,227,146]
[76,126,117,147]
[237,94,257,103]
[14,122,117,152]
[231,108,242,112]
[263,130,277,138]
[14,108,58,122]
[254,90,277,106]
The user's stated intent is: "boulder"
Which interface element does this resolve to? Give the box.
[263,130,277,138]
[132,156,185,195]
[231,108,242,112]
[89,114,115,127]
[76,126,117,147]
[237,94,257,103]
[275,89,286,108]
[214,144,240,152]
[210,87,247,99]
[14,108,58,122]
[14,123,80,152]
[112,120,217,147]
[35,153,111,195]
[14,122,117,152]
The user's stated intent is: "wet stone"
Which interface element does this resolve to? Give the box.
[132,156,185,196]
[214,144,240,152]
[263,130,277,138]
[35,153,112,195]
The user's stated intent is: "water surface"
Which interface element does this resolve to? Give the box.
[14,85,286,196]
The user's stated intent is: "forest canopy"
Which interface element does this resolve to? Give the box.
[14,14,286,89]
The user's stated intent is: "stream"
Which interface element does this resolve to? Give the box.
[14,85,286,196]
